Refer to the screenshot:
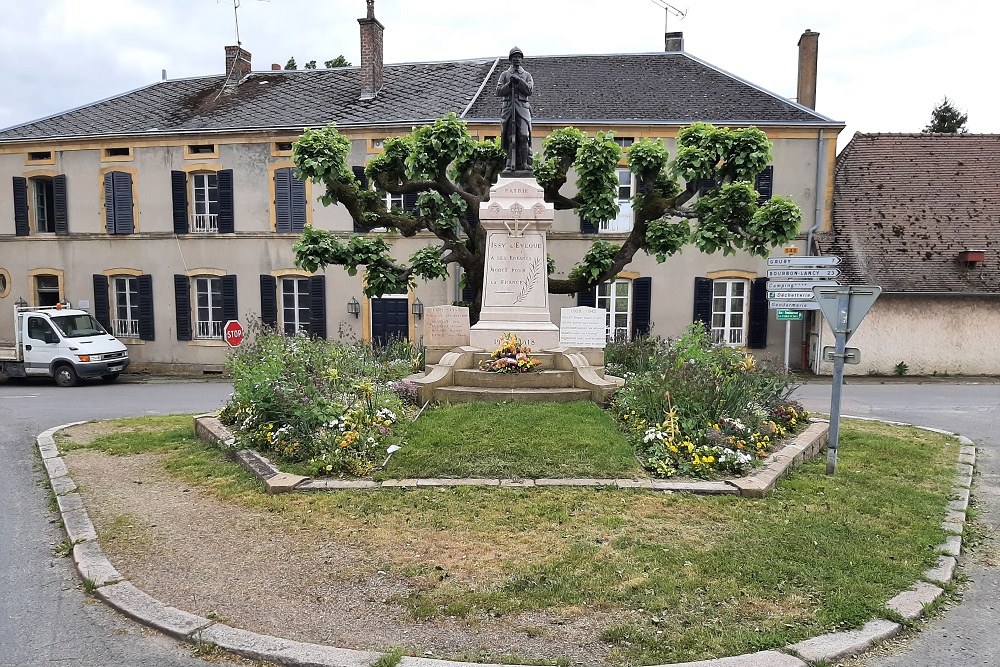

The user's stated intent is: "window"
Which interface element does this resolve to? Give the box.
[0,269,9,297]
[32,177,55,233]
[600,169,633,233]
[382,190,404,211]
[12,175,67,235]
[191,172,219,232]
[711,279,748,346]
[597,279,632,341]
[113,276,140,338]
[28,151,52,162]
[187,144,216,155]
[103,171,134,234]
[281,277,311,334]
[274,167,307,232]
[35,274,60,307]
[195,276,224,339]
[613,136,635,148]
[274,141,294,153]
[104,147,132,159]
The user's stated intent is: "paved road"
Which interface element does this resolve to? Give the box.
[792,380,1000,666]
[0,378,231,667]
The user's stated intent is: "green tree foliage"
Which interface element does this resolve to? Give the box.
[304,60,317,70]
[923,97,968,133]
[324,55,351,68]
[291,116,801,322]
[284,57,297,70]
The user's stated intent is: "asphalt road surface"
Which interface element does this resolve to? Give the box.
[2,376,996,665]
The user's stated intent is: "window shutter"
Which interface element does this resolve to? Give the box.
[53,175,69,235]
[309,275,327,339]
[747,277,769,349]
[259,275,277,326]
[577,288,596,308]
[174,274,192,341]
[137,274,155,340]
[698,177,717,196]
[103,173,115,234]
[351,166,367,232]
[290,172,306,233]
[402,192,418,212]
[12,177,29,236]
[692,277,714,330]
[631,277,652,339]
[92,274,110,331]
[112,171,134,234]
[755,166,773,204]
[579,216,598,234]
[462,280,477,304]
[221,275,239,322]
[217,169,235,233]
[171,170,188,233]
[274,168,291,232]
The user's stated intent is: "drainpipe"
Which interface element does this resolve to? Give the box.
[808,129,826,375]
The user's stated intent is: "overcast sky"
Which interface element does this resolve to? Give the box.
[1,0,995,151]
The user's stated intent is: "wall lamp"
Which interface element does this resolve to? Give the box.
[411,298,424,320]
[347,296,360,318]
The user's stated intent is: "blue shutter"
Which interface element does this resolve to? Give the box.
[171,171,188,233]
[104,173,115,234]
[137,274,155,341]
[747,277,769,349]
[580,216,598,234]
[693,277,713,330]
[174,275,192,341]
[53,175,69,235]
[221,275,238,322]
[698,177,717,196]
[217,169,235,233]
[12,177,29,236]
[351,166,367,232]
[755,166,773,204]
[402,192,418,212]
[92,275,110,331]
[577,289,596,307]
[631,277,652,339]
[274,168,291,232]
[309,275,326,339]
[112,171,134,234]
[259,275,277,327]
[290,172,306,233]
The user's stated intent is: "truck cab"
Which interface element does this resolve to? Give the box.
[0,305,130,387]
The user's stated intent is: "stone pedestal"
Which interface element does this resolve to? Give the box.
[469,177,560,351]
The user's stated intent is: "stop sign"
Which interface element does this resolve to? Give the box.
[223,319,245,347]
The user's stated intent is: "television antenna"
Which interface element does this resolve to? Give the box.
[222,0,268,47]
[649,0,687,33]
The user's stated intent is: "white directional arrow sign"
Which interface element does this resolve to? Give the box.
[767,268,841,279]
[767,281,840,290]
[769,300,821,310]
[768,291,815,300]
[767,256,842,266]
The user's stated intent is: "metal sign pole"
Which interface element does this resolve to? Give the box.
[826,289,850,475]
[783,320,791,372]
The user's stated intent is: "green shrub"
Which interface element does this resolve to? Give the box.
[220,322,416,476]
[610,324,806,478]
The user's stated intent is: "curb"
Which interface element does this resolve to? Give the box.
[39,417,975,667]
[195,415,831,498]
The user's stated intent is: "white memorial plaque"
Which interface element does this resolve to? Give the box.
[423,305,470,348]
[559,307,607,348]
[482,231,547,309]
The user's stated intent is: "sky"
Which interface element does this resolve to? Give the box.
[1,0,996,151]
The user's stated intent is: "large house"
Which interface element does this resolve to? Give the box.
[0,4,842,374]
[816,133,1000,375]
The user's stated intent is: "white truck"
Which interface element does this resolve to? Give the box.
[0,305,130,387]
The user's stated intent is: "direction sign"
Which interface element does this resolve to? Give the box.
[812,285,881,342]
[769,300,820,310]
[766,268,841,279]
[767,256,841,266]
[776,310,804,321]
[766,281,840,291]
[768,291,815,300]
[223,319,245,348]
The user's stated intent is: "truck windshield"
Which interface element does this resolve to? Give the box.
[51,314,108,338]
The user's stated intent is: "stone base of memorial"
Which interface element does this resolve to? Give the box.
[468,177,560,351]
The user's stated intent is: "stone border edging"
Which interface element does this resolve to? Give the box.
[37,416,975,667]
[194,415,830,498]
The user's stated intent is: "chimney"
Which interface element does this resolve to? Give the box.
[796,29,819,109]
[665,31,684,52]
[271,63,282,71]
[358,0,384,100]
[224,45,252,82]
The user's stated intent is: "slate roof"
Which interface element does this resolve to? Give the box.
[0,51,837,142]
[819,133,1000,295]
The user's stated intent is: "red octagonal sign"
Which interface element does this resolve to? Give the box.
[223,319,245,348]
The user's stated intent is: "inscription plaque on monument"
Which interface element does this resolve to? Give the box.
[559,307,607,348]
[423,305,470,348]
[483,232,546,309]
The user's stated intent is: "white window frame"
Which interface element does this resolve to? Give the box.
[32,177,55,233]
[600,169,633,233]
[711,279,748,347]
[597,278,632,342]
[194,276,224,339]
[112,276,140,338]
[281,277,311,335]
[191,172,219,233]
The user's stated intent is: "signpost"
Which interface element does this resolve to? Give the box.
[223,319,245,348]
[766,254,843,371]
[813,285,881,475]
[776,309,803,321]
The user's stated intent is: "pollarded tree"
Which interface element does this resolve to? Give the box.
[923,96,968,134]
[291,114,801,322]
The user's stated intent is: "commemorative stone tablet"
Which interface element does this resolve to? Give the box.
[559,307,607,348]
[423,305,470,348]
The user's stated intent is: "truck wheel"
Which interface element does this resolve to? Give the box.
[54,364,79,388]
[101,373,120,383]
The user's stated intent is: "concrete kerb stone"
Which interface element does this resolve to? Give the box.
[42,455,69,480]
[941,534,963,557]
[786,619,901,663]
[885,581,945,620]
[949,487,970,512]
[49,474,77,496]
[56,491,85,514]
[61,507,98,543]
[195,623,379,667]
[95,581,214,639]
[641,651,808,667]
[73,539,124,587]
[923,555,958,585]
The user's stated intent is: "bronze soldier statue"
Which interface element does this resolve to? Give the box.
[497,46,533,173]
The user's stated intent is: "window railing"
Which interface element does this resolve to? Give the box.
[600,210,633,233]
[196,320,224,339]
[113,318,139,338]
[192,213,219,233]
[712,328,745,346]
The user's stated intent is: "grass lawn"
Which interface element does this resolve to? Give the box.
[58,415,960,666]
[384,401,642,479]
